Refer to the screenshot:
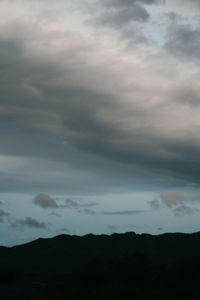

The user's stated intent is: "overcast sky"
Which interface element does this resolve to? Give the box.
[1,0,200,246]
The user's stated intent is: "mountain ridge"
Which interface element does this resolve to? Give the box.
[1,231,200,273]
[7,230,200,249]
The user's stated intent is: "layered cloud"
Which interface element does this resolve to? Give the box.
[0,0,200,196]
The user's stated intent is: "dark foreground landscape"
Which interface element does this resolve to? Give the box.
[1,231,200,299]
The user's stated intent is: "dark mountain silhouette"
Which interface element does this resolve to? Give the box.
[1,231,200,273]
[1,231,200,299]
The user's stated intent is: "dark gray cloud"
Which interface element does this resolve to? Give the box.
[33,194,58,209]
[101,210,146,215]
[107,225,117,230]
[0,0,200,197]
[86,0,162,37]
[60,198,80,209]
[78,208,97,215]
[165,23,200,62]
[33,194,98,211]
[95,4,150,27]
[34,194,99,212]
[83,0,161,43]
[157,226,163,231]
[60,198,99,209]
[57,227,70,233]
[0,209,10,223]
[78,208,145,215]
[12,217,46,229]
[48,212,62,217]
[80,202,99,208]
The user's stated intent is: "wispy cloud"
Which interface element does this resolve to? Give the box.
[101,210,146,215]
[48,212,62,217]
[173,204,197,217]
[60,198,80,209]
[0,209,10,223]
[78,208,97,215]
[56,227,70,233]
[148,199,161,210]
[78,209,146,216]
[34,194,99,213]
[11,217,47,229]
[107,225,117,231]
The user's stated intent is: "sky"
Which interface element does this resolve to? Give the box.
[1,0,200,246]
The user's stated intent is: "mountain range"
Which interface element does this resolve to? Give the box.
[1,231,200,273]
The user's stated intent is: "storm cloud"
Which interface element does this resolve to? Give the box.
[0,1,200,202]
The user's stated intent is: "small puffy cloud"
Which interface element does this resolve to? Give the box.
[12,216,46,229]
[48,212,62,217]
[57,227,70,233]
[157,226,163,231]
[0,209,10,223]
[60,198,99,209]
[78,208,97,215]
[150,192,200,217]
[173,204,196,217]
[33,194,58,209]
[160,192,200,207]
[34,195,99,212]
[107,225,117,231]
[160,192,185,207]
[148,199,161,209]
[60,198,79,209]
